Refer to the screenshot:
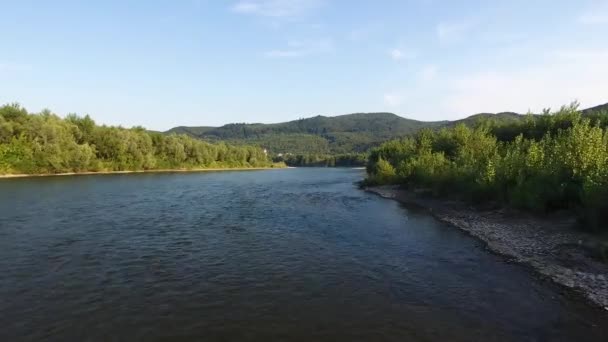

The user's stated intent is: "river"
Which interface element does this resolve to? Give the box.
[1,168,606,341]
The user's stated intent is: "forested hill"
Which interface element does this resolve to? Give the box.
[169,113,440,138]
[167,112,446,154]
[582,102,608,114]
[167,103,608,155]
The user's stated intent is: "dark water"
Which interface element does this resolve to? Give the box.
[1,168,607,341]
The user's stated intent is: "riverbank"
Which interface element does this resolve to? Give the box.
[365,185,608,310]
[0,166,284,179]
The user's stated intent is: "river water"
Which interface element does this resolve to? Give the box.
[1,168,607,341]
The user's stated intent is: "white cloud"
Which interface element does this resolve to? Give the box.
[348,25,380,42]
[553,49,608,60]
[348,28,368,42]
[0,62,32,73]
[436,21,474,44]
[479,31,526,45]
[264,38,333,58]
[383,93,404,107]
[265,50,305,58]
[388,48,417,61]
[578,3,608,24]
[441,49,608,115]
[579,12,608,24]
[232,0,324,18]
[418,65,438,82]
[380,49,608,120]
[389,49,404,60]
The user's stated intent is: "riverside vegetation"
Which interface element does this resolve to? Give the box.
[167,102,607,167]
[365,103,608,232]
[0,104,278,175]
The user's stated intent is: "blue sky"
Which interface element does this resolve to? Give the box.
[1,0,607,130]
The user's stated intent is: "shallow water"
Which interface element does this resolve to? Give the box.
[0,168,606,341]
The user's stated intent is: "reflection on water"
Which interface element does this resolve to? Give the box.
[0,168,607,341]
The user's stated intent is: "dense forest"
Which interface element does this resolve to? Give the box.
[365,103,608,230]
[168,104,608,157]
[0,104,276,175]
[167,112,445,155]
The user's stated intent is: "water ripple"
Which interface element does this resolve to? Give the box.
[0,168,607,341]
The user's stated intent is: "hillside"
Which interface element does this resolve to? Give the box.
[167,113,445,154]
[167,103,608,155]
[582,102,608,114]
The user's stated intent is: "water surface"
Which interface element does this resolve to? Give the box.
[1,168,607,341]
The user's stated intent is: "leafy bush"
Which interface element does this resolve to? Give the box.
[0,103,274,174]
[366,104,608,231]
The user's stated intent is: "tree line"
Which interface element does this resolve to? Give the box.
[0,104,276,174]
[169,112,438,155]
[366,103,608,231]
[275,153,367,167]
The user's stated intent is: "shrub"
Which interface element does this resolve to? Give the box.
[365,105,608,231]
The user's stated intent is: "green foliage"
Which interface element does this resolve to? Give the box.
[166,102,608,159]
[0,104,273,174]
[366,105,608,231]
[230,134,330,155]
[167,112,445,155]
[368,157,397,184]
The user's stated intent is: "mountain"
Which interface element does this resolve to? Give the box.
[449,112,522,126]
[167,103,608,155]
[167,113,445,154]
[582,102,608,114]
[165,126,215,136]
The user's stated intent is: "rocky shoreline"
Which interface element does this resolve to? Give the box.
[365,185,608,310]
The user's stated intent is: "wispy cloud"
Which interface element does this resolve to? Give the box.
[442,49,608,115]
[347,24,381,42]
[479,31,526,45]
[436,21,474,44]
[418,64,438,82]
[265,50,304,58]
[382,65,438,110]
[388,48,416,61]
[579,12,608,24]
[0,62,32,73]
[553,49,608,60]
[232,0,324,18]
[390,49,404,60]
[380,46,608,120]
[264,38,333,58]
[383,93,404,107]
[578,2,608,24]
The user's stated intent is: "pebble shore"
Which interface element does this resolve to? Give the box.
[366,185,608,310]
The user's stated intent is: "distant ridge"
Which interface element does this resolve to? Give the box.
[582,102,608,114]
[166,103,608,154]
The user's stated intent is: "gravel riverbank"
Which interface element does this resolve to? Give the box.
[366,185,608,310]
